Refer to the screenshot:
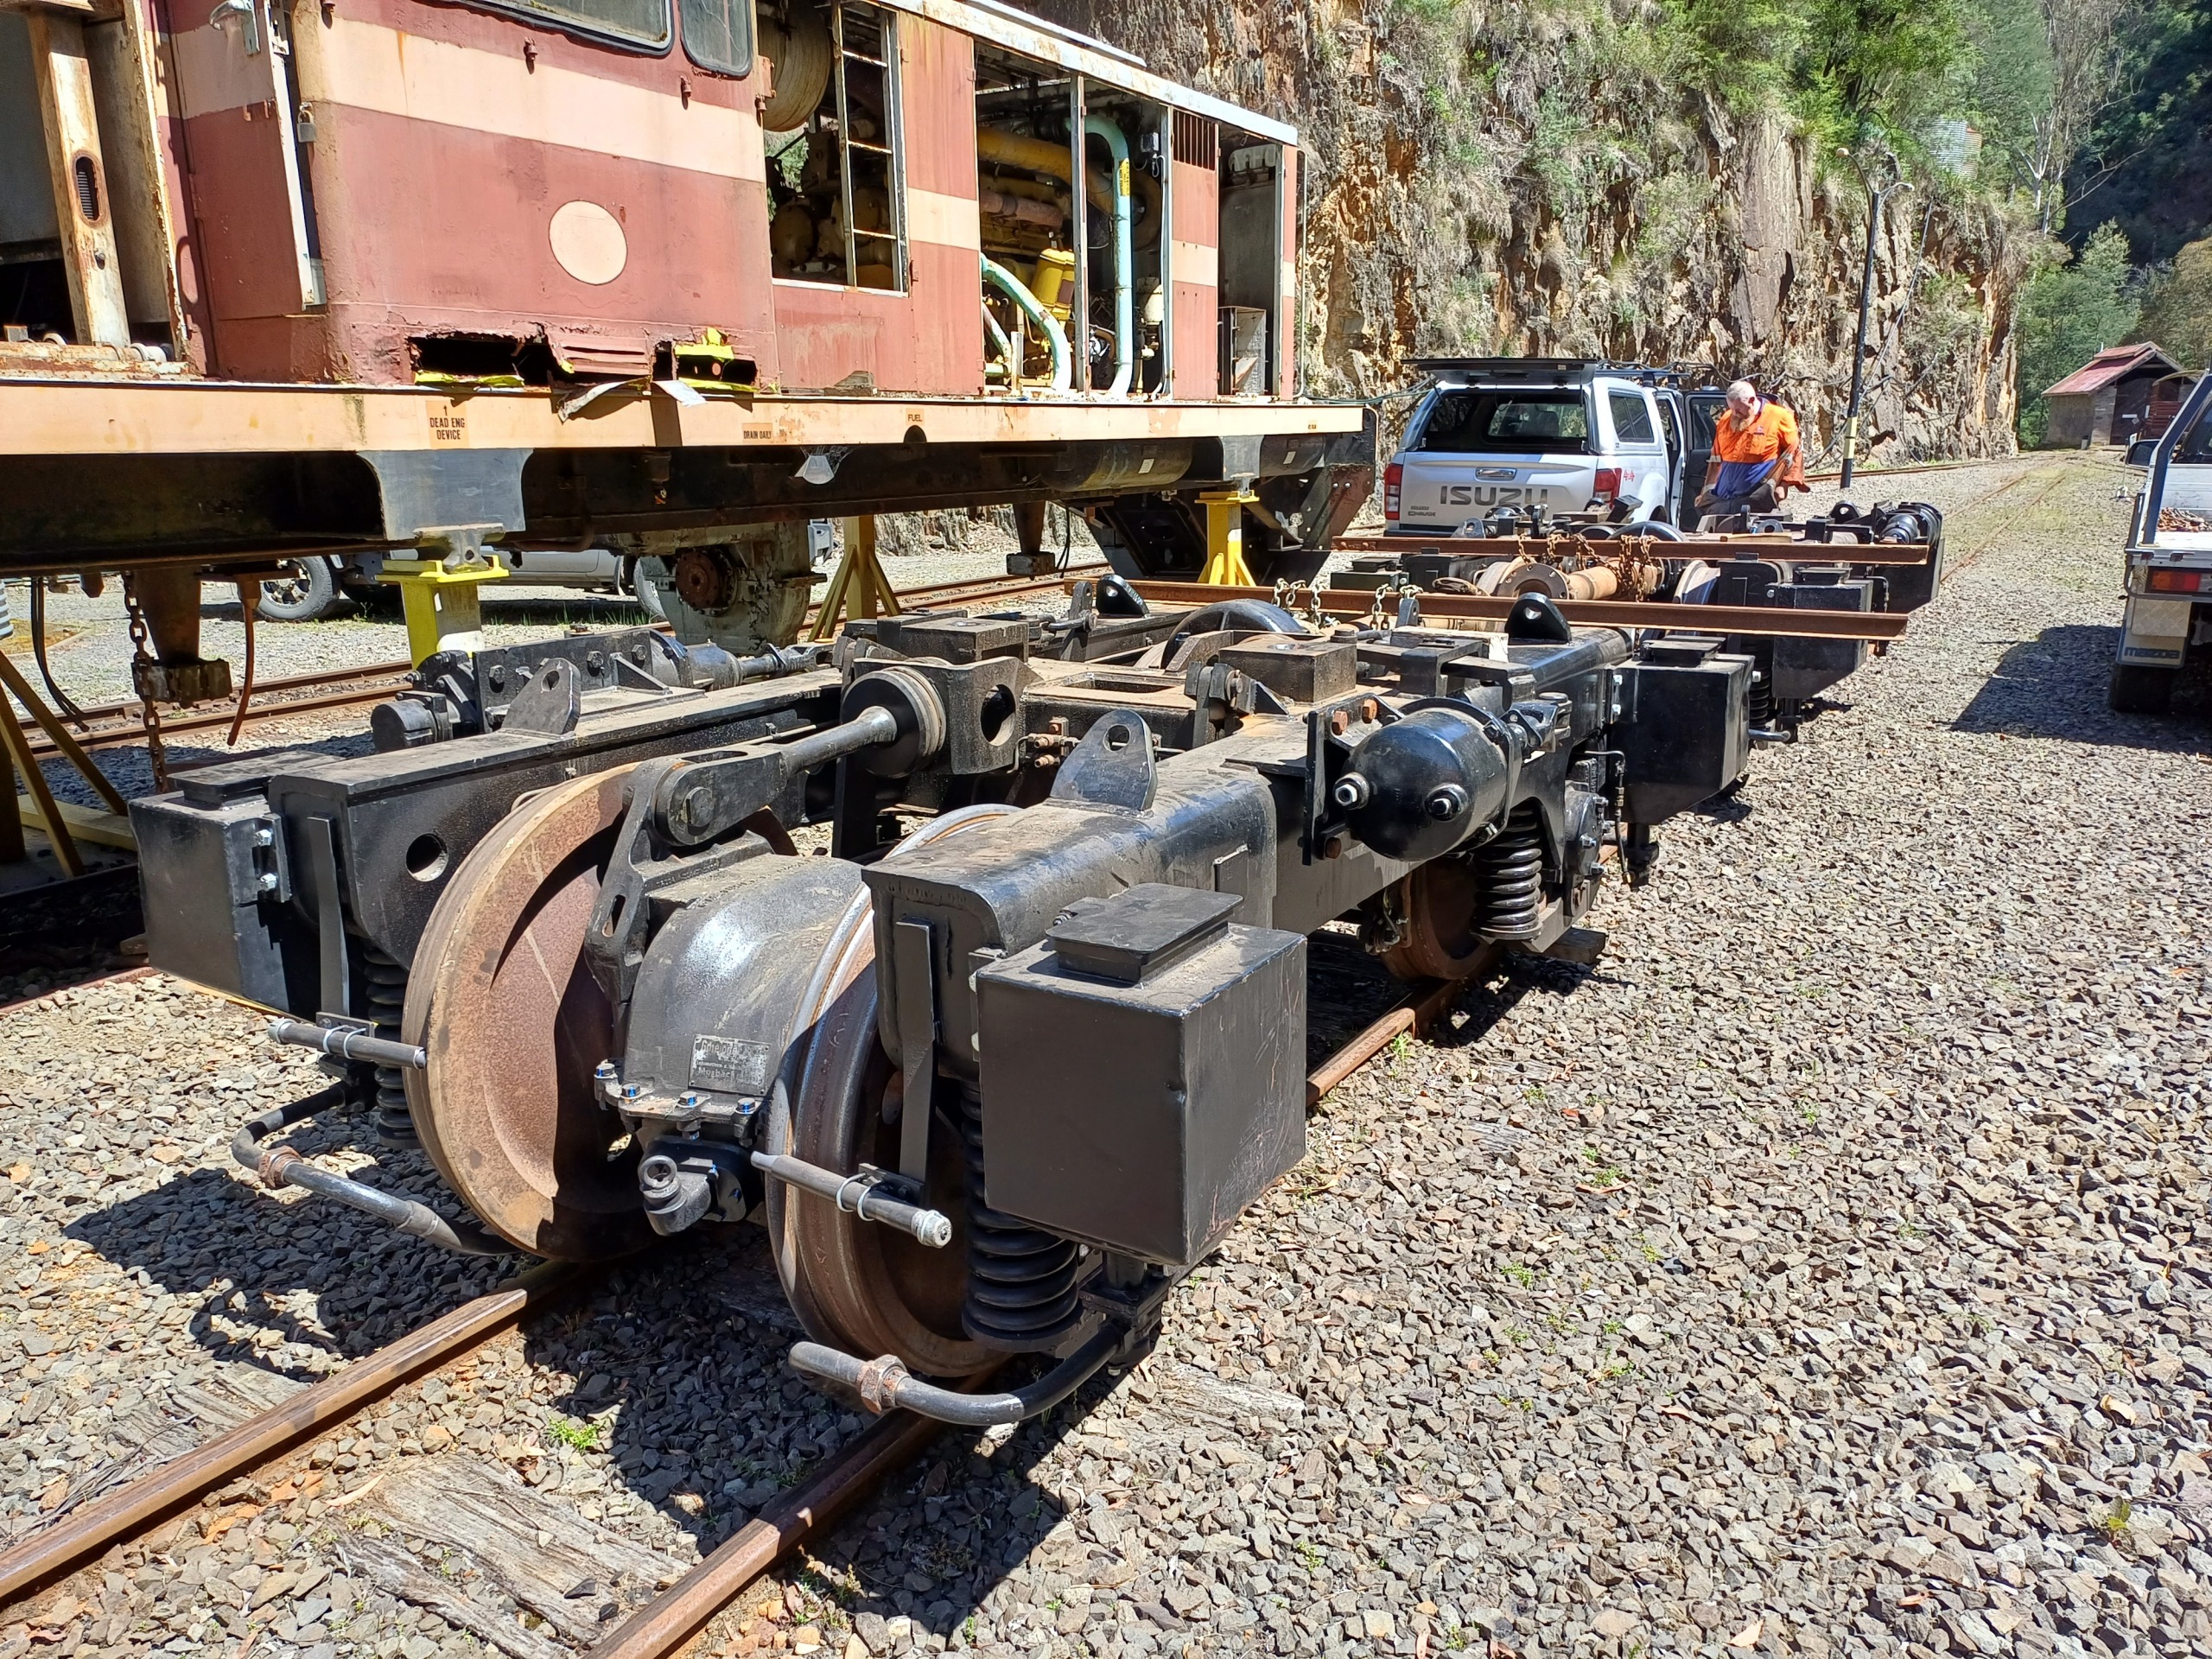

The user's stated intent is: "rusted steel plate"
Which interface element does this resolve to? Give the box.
[1114,580,1912,642]
[0,383,1365,457]
[1331,531,1937,567]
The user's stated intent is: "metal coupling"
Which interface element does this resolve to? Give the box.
[854,1353,912,1414]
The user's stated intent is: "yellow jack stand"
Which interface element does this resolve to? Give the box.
[807,516,903,642]
[1198,489,1259,586]
[379,555,511,664]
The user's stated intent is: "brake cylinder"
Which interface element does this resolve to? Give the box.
[1336,706,1514,862]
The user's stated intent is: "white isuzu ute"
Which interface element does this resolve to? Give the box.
[1383,359,1704,533]
[2115,369,2212,713]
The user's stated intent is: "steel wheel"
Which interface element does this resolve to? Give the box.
[402,768,652,1261]
[1382,857,1492,981]
[766,805,1020,1376]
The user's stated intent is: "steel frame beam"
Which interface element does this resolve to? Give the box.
[1114,580,1912,642]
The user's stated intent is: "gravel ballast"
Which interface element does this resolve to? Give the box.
[2,454,2207,1659]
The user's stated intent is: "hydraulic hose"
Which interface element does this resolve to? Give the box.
[788,1319,1127,1427]
[982,256,1071,391]
[232,1085,512,1256]
[1083,116,1135,397]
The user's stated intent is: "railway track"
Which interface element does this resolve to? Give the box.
[16,564,1106,763]
[0,975,1449,1653]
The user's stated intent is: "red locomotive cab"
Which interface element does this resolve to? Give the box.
[219,0,783,385]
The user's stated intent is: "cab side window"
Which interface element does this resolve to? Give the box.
[2177,397,2212,464]
[481,0,670,50]
[682,0,753,74]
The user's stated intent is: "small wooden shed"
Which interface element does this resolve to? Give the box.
[2042,343,2187,447]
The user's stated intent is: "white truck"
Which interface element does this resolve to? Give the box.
[2114,369,2212,713]
[1384,359,1706,533]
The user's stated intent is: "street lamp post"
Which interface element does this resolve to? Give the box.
[1840,169,1908,492]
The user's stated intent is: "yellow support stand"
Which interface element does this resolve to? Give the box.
[378,556,511,665]
[1198,488,1259,586]
[807,516,903,642]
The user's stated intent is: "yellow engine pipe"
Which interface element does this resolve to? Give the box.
[976,128,1161,250]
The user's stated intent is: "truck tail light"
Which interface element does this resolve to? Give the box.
[1592,467,1622,501]
[2149,569,2206,594]
[1383,462,1401,523]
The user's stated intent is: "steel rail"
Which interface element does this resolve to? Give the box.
[0,1261,580,1610]
[0,950,1466,1628]
[1116,579,1912,641]
[1331,531,1936,566]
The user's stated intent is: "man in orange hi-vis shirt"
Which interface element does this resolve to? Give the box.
[1694,379,1803,529]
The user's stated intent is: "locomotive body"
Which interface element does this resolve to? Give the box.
[1,0,1365,645]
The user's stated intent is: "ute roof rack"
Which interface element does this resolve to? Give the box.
[1412,358,1719,390]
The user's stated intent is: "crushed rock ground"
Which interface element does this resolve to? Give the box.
[2,454,2208,1659]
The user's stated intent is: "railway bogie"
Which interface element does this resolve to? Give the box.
[137,582,1761,1423]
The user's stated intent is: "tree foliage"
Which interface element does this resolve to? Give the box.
[2133,237,2212,366]
[2069,0,2212,263]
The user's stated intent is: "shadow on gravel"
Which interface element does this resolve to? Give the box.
[513,1232,1102,1642]
[61,1093,518,1371]
[1953,622,2212,751]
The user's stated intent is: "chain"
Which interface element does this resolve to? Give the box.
[1271,578,1329,630]
[122,576,169,791]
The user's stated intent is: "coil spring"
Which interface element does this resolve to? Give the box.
[1748,670,1776,731]
[957,1087,1082,1351]
[1472,803,1545,941]
[360,947,417,1148]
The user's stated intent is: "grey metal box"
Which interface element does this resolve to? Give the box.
[976,888,1306,1267]
[1770,577,1874,701]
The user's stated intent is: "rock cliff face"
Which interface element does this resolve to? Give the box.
[1034,0,2025,463]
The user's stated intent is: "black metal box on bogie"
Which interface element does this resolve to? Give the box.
[976,884,1306,1268]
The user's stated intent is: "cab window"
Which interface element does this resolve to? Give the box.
[682,0,753,74]
[480,0,670,50]
[2177,397,2212,464]
[1416,391,1590,454]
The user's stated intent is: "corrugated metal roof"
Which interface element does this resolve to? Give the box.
[2044,342,2183,398]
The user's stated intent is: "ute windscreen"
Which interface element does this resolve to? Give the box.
[1415,391,1590,454]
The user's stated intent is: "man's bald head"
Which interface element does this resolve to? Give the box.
[1726,379,1759,415]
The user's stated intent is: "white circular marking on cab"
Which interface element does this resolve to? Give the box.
[549,200,626,286]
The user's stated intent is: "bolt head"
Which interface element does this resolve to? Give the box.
[1425,785,1469,821]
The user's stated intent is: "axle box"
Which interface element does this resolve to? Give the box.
[976,884,1306,1267]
